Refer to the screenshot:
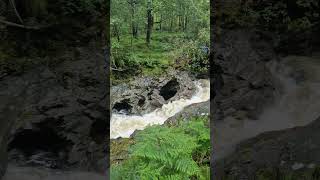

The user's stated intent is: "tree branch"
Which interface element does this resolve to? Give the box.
[111,67,125,71]
[9,0,24,24]
[0,19,42,30]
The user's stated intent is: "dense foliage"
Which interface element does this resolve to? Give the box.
[111,0,209,79]
[216,0,320,54]
[111,116,210,180]
[0,0,107,75]
[0,0,106,41]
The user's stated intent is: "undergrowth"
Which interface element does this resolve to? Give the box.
[110,116,210,180]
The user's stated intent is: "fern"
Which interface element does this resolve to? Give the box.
[110,116,210,180]
[182,118,210,166]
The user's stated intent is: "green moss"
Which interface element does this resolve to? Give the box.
[110,138,135,165]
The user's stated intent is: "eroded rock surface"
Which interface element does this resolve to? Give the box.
[213,30,277,120]
[0,47,108,175]
[111,70,196,115]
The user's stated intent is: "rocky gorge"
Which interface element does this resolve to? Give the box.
[0,46,108,179]
[213,50,320,178]
[211,27,320,178]
[110,70,210,165]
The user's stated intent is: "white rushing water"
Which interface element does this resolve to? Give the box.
[110,79,210,139]
[214,56,320,160]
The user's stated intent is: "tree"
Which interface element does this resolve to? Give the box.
[146,0,153,45]
[127,0,139,38]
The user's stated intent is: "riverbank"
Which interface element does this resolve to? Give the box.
[111,115,211,179]
[110,70,210,165]
[110,66,210,180]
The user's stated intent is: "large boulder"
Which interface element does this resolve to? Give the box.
[165,101,209,125]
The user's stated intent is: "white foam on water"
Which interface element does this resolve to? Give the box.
[110,79,210,139]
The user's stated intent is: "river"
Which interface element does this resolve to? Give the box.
[110,79,210,139]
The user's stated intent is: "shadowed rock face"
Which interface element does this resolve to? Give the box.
[0,47,108,176]
[213,30,277,120]
[112,99,132,114]
[8,125,73,169]
[214,116,320,179]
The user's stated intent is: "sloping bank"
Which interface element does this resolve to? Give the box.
[110,70,210,164]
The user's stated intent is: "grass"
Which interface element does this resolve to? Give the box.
[111,31,186,76]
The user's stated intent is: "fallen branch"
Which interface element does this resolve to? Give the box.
[111,67,125,71]
[0,19,42,30]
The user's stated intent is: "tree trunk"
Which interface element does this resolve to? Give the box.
[146,0,153,46]
[178,16,181,30]
[159,14,162,31]
[115,25,120,42]
[183,15,187,31]
[130,0,138,38]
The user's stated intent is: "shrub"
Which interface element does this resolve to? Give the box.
[172,39,209,74]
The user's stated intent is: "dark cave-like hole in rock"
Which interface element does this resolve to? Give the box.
[8,127,72,168]
[90,120,108,144]
[160,79,180,100]
[113,99,132,114]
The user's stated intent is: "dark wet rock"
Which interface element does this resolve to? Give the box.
[213,30,277,120]
[214,116,320,179]
[0,47,107,174]
[165,101,210,125]
[112,99,132,114]
[111,70,196,115]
